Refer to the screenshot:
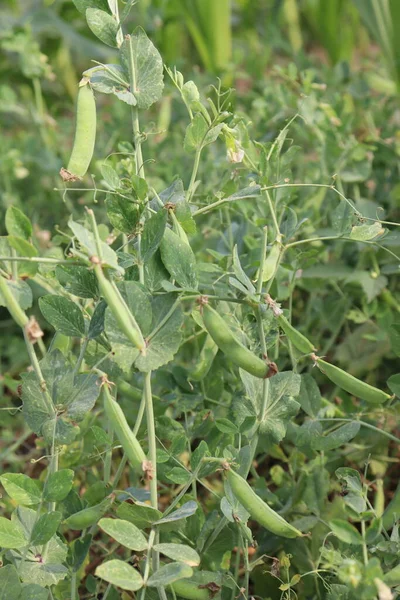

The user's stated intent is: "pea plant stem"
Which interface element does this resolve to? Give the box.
[187,146,202,202]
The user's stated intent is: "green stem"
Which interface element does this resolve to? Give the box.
[264,190,280,238]
[87,209,103,261]
[361,520,368,566]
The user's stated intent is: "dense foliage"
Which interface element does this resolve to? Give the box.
[0,2,399,600]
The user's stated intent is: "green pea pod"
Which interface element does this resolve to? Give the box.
[103,385,146,472]
[171,578,210,600]
[227,469,302,539]
[314,356,391,405]
[65,495,114,530]
[262,241,281,282]
[0,276,29,328]
[203,304,268,379]
[382,481,400,530]
[190,334,218,381]
[374,478,384,519]
[277,314,316,354]
[66,81,96,178]
[94,265,146,353]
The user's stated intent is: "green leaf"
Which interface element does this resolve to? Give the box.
[106,195,140,234]
[116,502,162,529]
[349,221,384,241]
[0,517,27,548]
[88,300,106,339]
[147,562,193,588]
[83,64,135,105]
[68,534,92,573]
[39,295,86,338]
[214,418,238,435]
[12,507,68,586]
[69,219,120,270]
[0,565,22,600]
[30,512,62,546]
[101,164,120,189]
[160,228,197,289]
[389,324,400,357]
[153,543,200,567]
[0,474,42,506]
[20,584,49,600]
[184,113,208,152]
[7,236,38,277]
[298,374,321,418]
[134,294,184,372]
[259,371,301,443]
[95,560,143,591]
[56,265,98,299]
[141,209,168,262]
[43,470,74,503]
[166,467,192,485]
[155,501,198,524]
[388,373,400,397]
[99,518,148,551]
[86,8,118,47]
[332,200,353,235]
[329,519,363,545]
[5,206,32,240]
[72,0,109,13]
[0,279,32,311]
[120,27,164,110]
[22,350,101,444]
[313,422,360,451]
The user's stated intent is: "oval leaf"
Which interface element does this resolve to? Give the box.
[39,295,86,337]
[95,559,143,591]
[98,518,148,551]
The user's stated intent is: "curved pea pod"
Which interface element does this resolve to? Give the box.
[103,385,146,472]
[261,241,281,282]
[171,578,211,600]
[64,495,114,530]
[202,304,268,379]
[94,265,146,353]
[226,469,302,539]
[65,81,96,178]
[382,482,400,530]
[277,314,316,354]
[313,355,391,405]
[190,334,218,382]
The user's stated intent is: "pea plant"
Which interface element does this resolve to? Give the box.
[1,2,400,600]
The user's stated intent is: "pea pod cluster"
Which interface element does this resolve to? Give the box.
[227,469,302,539]
[202,304,268,379]
[103,384,147,472]
[312,354,391,405]
[65,80,96,178]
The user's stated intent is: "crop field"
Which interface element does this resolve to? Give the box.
[0,1,399,599]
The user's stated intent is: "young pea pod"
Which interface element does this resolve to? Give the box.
[202,304,268,379]
[227,469,302,539]
[94,265,146,353]
[103,385,146,472]
[65,81,96,178]
[171,578,211,600]
[313,355,391,405]
[261,240,281,282]
[64,495,114,530]
[190,334,218,382]
[277,314,316,354]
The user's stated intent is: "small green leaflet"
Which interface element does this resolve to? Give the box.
[160,228,198,289]
[30,512,62,546]
[86,8,119,48]
[43,469,74,503]
[39,295,86,338]
[56,265,98,299]
[147,562,193,588]
[0,518,27,549]
[99,518,148,551]
[0,279,32,311]
[0,474,42,506]
[22,350,101,444]
[120,27,164,110]
[0,565,22,600]
[96,560,143,591]
[5,206,32,240]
